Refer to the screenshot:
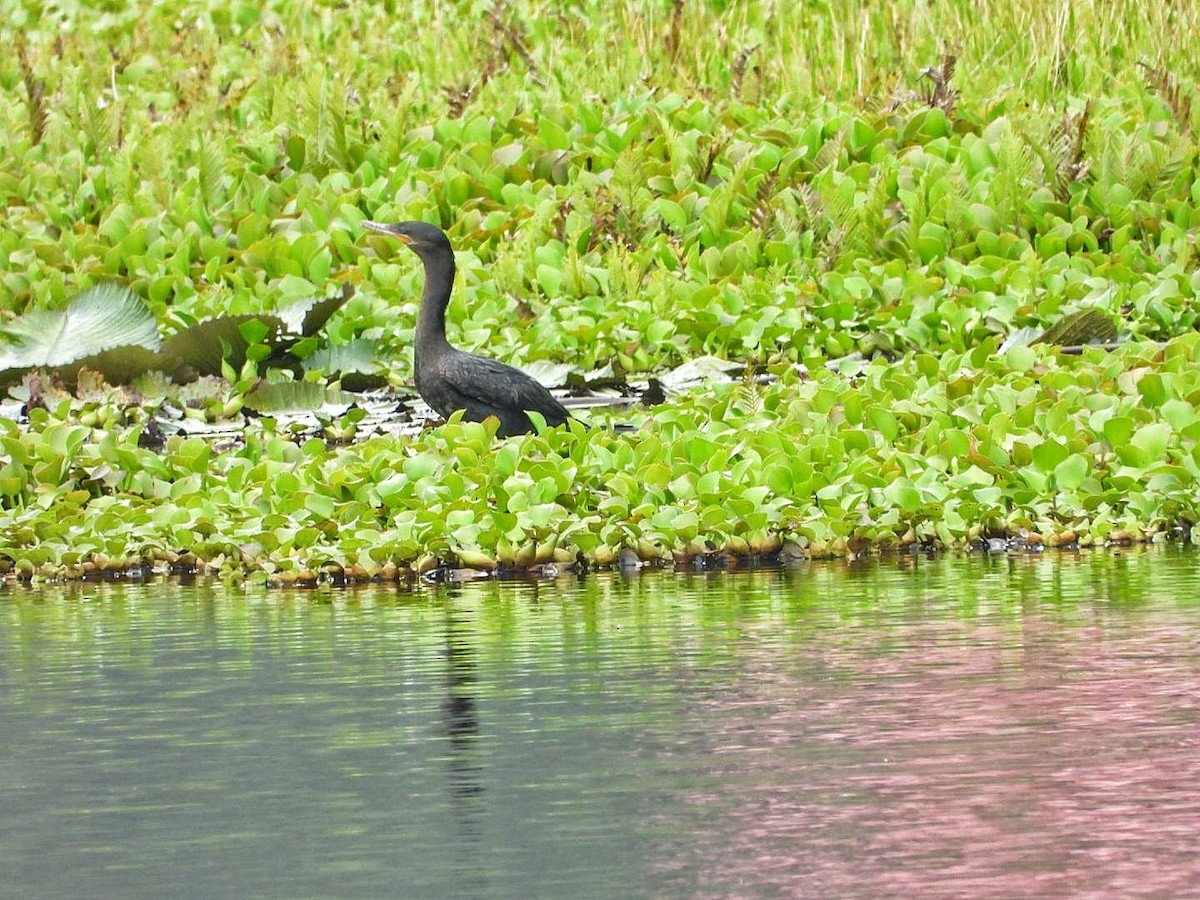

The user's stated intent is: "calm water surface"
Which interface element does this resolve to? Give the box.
[3,550,1200,898]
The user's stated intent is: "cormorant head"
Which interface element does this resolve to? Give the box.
[361,220,452,257]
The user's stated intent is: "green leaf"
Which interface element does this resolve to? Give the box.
[0,284,160,385]
[1032,438,1068,473]
[537,117,570,151]
[1130,423,1170,460]
[1004,345,1037,372]
[239,319,272,345]
[536,264,563,296]
[649,198,688,231]
[1161,399,1196,433]
[304,493,336,519]
[764,463,792,494]
[1054,454,1089,490]
[403,453,441,480]
[867,407,899,443]
[883,478,922,513]
[1103,415,1135,448]
[495,442,521,478]
[1137,373,1169,407]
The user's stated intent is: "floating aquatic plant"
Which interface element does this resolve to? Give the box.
[3,0,1200,583]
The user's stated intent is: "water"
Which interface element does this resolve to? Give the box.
[3,550,1200,898]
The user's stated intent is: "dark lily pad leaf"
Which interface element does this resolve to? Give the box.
[58,346,169,389]
[277,283,355,337]
[1004,309,1121,353]
[302,339,387,391]
[0,284,161,386]
[243,380,358,413]
[1034,309,1119,346]
[160,314,287,379]
[163,284,356,380]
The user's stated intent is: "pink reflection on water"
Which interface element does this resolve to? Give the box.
[654,609,1200,898]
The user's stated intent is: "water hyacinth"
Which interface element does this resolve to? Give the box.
[3,336,1200,582]
[3,1,1200,582]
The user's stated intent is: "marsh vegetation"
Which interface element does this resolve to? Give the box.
[3,0,1200,582]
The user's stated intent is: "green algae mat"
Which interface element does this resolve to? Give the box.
[3,1,1200,582]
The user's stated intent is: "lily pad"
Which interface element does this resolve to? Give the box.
[244,380,358,413]
[1003,309,1120,353]
[160,313,288,379]
[0,284,160,386]
[277,283,356,337]
[161,284,356,380]
[1034,309,1119,347]
[303,338,388,390]
[519,359,575,389]
[658,356,744,391]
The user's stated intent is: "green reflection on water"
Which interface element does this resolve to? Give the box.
[2,547,1193,672]
[2,547,1198,899]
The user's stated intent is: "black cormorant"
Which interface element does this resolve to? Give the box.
[362,220,573,438]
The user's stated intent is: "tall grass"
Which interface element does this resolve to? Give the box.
[4,1,1196,127]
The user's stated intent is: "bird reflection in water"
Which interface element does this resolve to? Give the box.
[441,600,485,843]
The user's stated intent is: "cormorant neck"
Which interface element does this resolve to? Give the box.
[415,246,455,357]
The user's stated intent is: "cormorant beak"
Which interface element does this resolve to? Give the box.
[361,221,412,243]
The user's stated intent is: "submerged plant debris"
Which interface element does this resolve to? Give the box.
[2,0,1200,584]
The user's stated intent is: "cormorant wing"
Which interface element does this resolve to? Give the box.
[440,351,571,421]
